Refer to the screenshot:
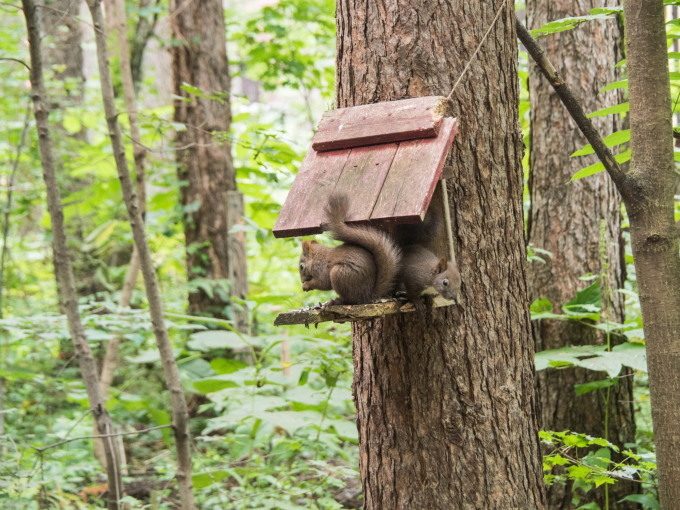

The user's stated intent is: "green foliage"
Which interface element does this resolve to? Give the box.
[541,431,657,508]
[530,8,622,38]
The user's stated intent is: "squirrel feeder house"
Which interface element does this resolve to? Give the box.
[273,96,459,326]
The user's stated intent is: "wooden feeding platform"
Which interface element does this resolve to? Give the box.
[274,296,457,326]
[273,96,459,326]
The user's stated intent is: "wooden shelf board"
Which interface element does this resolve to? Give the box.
[274,296,457,326]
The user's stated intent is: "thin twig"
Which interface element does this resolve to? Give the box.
[0,57,30,71]
[515,17,627,188]
[0,102,31,317]
[33,425,173,452]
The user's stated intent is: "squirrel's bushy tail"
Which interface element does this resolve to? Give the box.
[325,193,401,299]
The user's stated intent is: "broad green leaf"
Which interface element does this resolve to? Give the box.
[210,357,249,374]
[188,330,250,351]
[571,130,630,157]
[193,376,240,394]
[530,12,620,38]
[563,281,601,312]
[192,470,230,489]
[574,378,618,395]
[587,102,629,118]
[571,150,631,180]
[599,80,628,92]
[621,494,660,510]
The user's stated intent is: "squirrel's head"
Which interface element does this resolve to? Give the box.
[433,258,462,302]
[299,240,332,291]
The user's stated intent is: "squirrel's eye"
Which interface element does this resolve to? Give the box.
[443,279,449,287]
[299,263,305,271]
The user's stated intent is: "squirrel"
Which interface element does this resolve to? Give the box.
[298,193,401,305]
[399,245,461,307]
[392,209,462,309]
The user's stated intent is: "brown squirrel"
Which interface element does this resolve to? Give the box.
[299,193,401,305]
[393,210,462,308]
[399,245,461,307]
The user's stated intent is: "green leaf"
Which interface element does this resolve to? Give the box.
[587,102,629,118]
[599,80,628,92]
[193,376,240,394]
[621,494,660,510]
[611,342,648,372]
[188,330,250,351]
[571,130,630,157]
[298,368,310,386]
[571,150,631,180]
[210,357,249,374]
[530,12,620,38]
[563,281,601,313]
[574,378,618,395]
[192,470,231,489]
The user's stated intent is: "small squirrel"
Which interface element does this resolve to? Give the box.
[393,210,462,308]
[299,193,401,305]
[399,245,461,308]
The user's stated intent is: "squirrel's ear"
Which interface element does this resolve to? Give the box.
[302,240,319,255]
[437,257,448,273]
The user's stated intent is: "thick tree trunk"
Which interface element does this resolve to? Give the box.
[622,2,680,507]
[526,2,636,507]
[171,0,248,331]
[337,1,545,508]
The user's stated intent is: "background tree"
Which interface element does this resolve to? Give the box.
[336,0,545,507]
[526,2,636,507]
[171,0,248,331]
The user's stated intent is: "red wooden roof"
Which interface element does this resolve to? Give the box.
[273,96,458,238]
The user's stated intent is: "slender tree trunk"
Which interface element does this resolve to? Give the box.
[526,2,636,507]
[84,0,196,506]
[337,1,545,508]
[621,1,680,506]
[170,0,248,332]
[94,0,147,470]
[21,1,122,507]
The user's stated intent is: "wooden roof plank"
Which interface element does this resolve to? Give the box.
[272,148,351,238]
[333,143,398,223]
[312,96,445,152]
[370,117,458,223]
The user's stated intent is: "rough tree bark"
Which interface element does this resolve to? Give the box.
[336,1,546,508]
[526,2,636,507]
[170,0,248,331]
[85,0,196,506]
[621,1,680,507]
[21,0,122,507]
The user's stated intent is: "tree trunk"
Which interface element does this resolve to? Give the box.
[526,2,637,507]
[336,1,546,508]
[622,1,680,506]
[21,0,122,507]
[171,0,248,332]
[85,0,196,506]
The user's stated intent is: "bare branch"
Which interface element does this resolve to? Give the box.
[33,425,173,452]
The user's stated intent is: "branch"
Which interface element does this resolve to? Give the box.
[515,17,627,188]
[0,57,30,71]
[33,425,173,452]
